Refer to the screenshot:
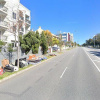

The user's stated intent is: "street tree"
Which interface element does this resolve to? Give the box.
[44,30,53,46]
[96,33,100,46]
[0,40,6,57]
[0,40,4,52]
[20,31,40,54]
[58,34,63,52]
[8,5,26,68]
[52,38,59,46]
[86,38,94,46]
[40,31,48,54]
[35,31,40,40]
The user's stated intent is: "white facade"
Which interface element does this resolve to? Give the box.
[62,32,67,42]
[70,33,74,42]
[61,32,74,42]
[0,0,31,44]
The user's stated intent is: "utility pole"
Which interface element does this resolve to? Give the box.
[58,31,62,52]
[94,35,95,48]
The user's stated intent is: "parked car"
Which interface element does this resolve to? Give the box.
[52,47,59,51]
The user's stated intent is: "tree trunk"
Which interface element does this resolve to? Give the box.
[17,29,20,68]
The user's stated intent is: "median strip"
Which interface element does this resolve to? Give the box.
[84,49,100,72]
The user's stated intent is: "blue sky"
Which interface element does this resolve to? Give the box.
[21,0,100,44]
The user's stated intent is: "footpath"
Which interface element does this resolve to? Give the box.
[0,47,74,83]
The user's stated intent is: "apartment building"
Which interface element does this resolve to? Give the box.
[62,32,67,42]
[70,33,74,42]
[61,32,74,42]
[0,0,31,46]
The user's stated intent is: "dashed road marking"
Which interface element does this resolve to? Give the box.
[60,67,68,78]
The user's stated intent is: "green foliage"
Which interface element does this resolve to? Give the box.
[7,44,13,52]
[0,40,4,52]
[74,42,77,46]
[0,40,4,46]
[58,34,63,52]
[52,38,59,45]
[40,31,48,54]
[96,33,100,45]
[20,31,40,54]
[32,44,39,54]
[82,34,100,47]
[44,30,53,46]
[86,39,94,46]
[19,35,25,45]
[35,31,40,40]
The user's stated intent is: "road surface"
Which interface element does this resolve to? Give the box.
[0,47,100,100]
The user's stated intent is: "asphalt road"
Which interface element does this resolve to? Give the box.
[0,47,100,100]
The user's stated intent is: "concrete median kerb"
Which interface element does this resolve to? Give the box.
[0,55,57,84]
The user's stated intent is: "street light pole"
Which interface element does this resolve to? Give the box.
[94,35,95,48]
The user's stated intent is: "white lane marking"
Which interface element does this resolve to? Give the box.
[84,49,100,72]
[60,67,68,78]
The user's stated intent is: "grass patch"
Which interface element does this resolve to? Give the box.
[0,64,32,80]
[67,47,75,51]
[47,56,54,59]
[0,56,56,80]
[58,52,63,54]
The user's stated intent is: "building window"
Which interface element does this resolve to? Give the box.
[62,34,67,36]
[62,37,67,39]
[21,27,24,32]
[13,12,16,19]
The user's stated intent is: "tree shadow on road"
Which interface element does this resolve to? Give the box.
[89,51,100,57]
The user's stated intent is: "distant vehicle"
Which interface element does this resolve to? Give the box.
[52,47,59,51]
[88,46,92,48]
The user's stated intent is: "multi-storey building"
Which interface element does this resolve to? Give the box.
[70,33,74,42]
[62,32,67,42]
[61,32,74,42]
[0,0,31,46]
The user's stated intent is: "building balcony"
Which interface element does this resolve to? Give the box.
[19,28,24,35]
[0,21,8,29]
[25,19,31,26]
[0,6,8,15]
[19,17,24,21]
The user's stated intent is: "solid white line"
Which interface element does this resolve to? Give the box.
[60,67,68,78]
[84,49,100,72]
